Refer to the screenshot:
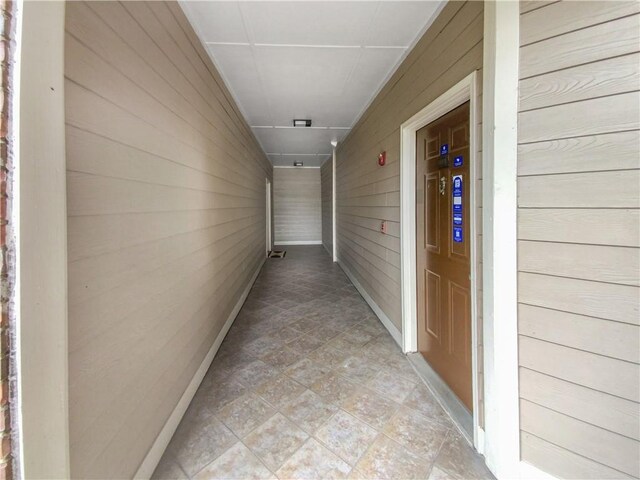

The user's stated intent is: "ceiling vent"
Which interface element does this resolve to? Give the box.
[293,161,304,167]
[293,119,312,127]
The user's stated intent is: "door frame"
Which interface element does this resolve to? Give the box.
[399,71,482,447]
[266,178,272,255]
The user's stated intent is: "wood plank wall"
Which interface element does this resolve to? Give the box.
[517,2,640,478]
[64,2,272,478]
[321,159,333,256]
[334,0,483,381]
[273,167,322,244]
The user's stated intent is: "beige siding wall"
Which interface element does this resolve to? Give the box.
[517,2,640,478]
[321,159,333,256]
[64,2,272,478]
[273,167,322,244]
[335,0,483,334]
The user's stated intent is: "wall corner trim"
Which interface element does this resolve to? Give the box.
[337,260,402,347]
[481,1,522,478]
[133,258,266,480]
[18,1,70,477]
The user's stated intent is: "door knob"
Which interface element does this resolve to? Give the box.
[439,176,446,196]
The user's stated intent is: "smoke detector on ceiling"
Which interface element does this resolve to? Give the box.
[293,119,312,127]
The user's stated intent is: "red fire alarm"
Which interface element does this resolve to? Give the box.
[378,151,386,166]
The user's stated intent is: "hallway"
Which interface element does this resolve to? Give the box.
[152,246,492,480]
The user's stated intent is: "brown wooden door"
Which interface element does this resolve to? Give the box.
[416,101,472,411]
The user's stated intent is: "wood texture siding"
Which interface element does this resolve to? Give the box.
[517,2,640,478]
[273,167,322,244]
[64,2,272,478]
[321,159,333,255]
[334,0,483,335]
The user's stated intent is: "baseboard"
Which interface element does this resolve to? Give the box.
[275,240,323,245]
[322,242,332,259]
[134,258,265,479]
[337,260,402,347]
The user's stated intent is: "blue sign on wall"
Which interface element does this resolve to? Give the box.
[453,227,463,243]
[453,155,463,167]
[440,144,449,155]
[453,213,463,225]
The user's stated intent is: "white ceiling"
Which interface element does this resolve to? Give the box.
[180,1,444,167]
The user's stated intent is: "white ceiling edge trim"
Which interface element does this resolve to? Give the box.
[345,0,448,133]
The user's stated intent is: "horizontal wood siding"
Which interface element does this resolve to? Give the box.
[321,159,333,255]
[335,1,484,334]
[517,2,640,478]
[65,2,271,478]
[273,168,322,244]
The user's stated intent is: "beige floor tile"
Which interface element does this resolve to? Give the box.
[255,374,306,407]
[355,434,432,480]
[276,438,351,480]
[340,387,400,430]
[261,346,305,369]
[431,430,494,479]
[309,372,359,404]
[365,370,416,403]
[281,389,339,434]
[307,346,350,369]
[217,393,275,438]
[383,406,450,462]
[287,335,326,355]
[402,384,452,427]
[166,416,237,478]
[271,327,304,343]
[155,247,492,480]
[334,357,380,385]
[197,377,248,413]
[284,358,333,387]
[308,325,343,342]
[193,442,275,480]
[314,410,378,466]
[151,455,188,480]
[235,360,281,387]
[244,413,309,471]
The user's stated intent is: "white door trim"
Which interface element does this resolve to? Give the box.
[332,147,337,262]
[399,71,482,450]
[266,178,272,255]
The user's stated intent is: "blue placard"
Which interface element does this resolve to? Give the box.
[440,144,449,155]
[453,227,463,243]
[452,175,463,197]
[453,155,463,167]
[453,213,463,226]
[453,198,462,214]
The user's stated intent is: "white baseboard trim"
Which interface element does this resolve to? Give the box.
[275,240,323,245]
[134,258,265,479]
[337,260,402,347]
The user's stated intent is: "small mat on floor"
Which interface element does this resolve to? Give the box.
[268,250,286,258]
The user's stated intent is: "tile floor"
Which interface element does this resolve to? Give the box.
[153,246,494,480]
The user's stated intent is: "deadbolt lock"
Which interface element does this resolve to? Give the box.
[439,176,446,195]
